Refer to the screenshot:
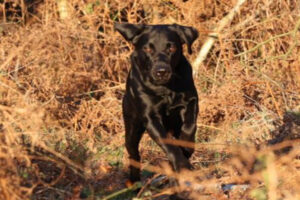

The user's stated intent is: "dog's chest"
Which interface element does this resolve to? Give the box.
[157,92,187,115]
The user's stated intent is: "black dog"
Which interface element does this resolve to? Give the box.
[115,22,199,183]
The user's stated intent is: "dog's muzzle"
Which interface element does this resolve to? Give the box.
[152,66,172,83]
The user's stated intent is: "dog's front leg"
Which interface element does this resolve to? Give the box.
[179,97,198,159]
[123,97,146,182]
[146,114,192,172]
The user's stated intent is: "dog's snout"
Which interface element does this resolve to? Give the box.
[153,66,171,83]
[155,67,170,77]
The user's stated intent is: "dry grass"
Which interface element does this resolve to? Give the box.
[0,0,299,199]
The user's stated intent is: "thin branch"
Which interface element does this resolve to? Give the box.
[101,182,142,200]
[57,0,70,20]
[37,143,86,178]
[236,16,300,57]
[193,0,247,78]
[235,31,293,57]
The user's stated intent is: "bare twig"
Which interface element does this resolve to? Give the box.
[36,143,86,178]
[56,0,70,20]
[235,31,293,57]
[235,16,300,57]
[102,182,142,200]
[193,0,247,78]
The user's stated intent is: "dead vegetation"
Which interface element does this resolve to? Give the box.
[0,0,299,199]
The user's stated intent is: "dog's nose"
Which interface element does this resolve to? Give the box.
[155,67,170,78]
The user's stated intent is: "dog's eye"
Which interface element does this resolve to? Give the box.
[168,46,177,53]
[143,47,153,53]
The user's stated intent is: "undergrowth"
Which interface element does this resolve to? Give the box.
[0,0,299,199]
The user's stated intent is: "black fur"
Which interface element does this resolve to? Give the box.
[115,22,199,182]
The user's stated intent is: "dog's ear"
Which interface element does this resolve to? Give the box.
[171,24,198,54]
[114,22,145,43]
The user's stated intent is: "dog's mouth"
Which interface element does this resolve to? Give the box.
[153,76,171,84]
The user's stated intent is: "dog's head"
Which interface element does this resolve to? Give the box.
[115,23,198,85]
